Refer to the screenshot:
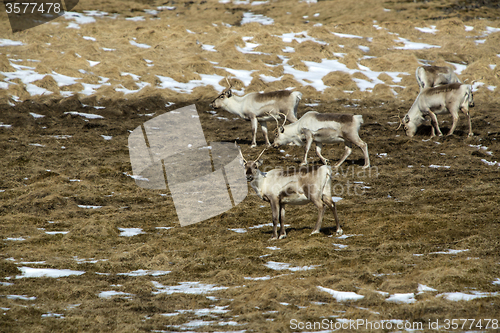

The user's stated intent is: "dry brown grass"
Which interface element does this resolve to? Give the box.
[1,0,500,332]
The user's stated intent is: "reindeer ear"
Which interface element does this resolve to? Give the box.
[226,89,232,98]
[256,159,263,167]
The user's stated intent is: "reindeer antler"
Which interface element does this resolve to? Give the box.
[278,112,287,127]
[390,115,404,131]
[267,111,281,130]
[225,77,232,90]
[236,142,247,164]
[254,147,267,162]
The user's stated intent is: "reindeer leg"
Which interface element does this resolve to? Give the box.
[250,116,259,148]
[278,203,287,239]
[269,199,280,240]
[334,143,352,169]
[426,110,442,137]
[301,129,313,166]
[463,108,474,137]
[345,132,370,169]
[447,108,459,136]
[259,120,271,146]
[315,142,329,165]
[359,140,370,169]
[311,196,326,235]
[323,195,342,236]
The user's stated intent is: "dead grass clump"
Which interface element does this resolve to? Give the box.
[192,81,223,100]
[33,75,60,95]
[465,60,498,82]
[217,58,254,72]
[294,41,328,62]
[286,57,308,72]
[34,63,53,75]
[436,18,468,35]
[69,218,118,240]
[121,55,149,71]
[216,35,245,52]
[120,78,140,92]
[129,244,161,260]
[421,266,476,291]
[322,71,357,91]
[60,83,84,94]
[256,45,286,59]
[0,54,13,72]
[53,53,90,74]
[93,85,122,102]
[179,56,216,75]
[94,62,122,81]
[213,270,246,286]
[0,260,21,277]
[251,31,278,45]
[6,83,31,101]
[372,83,396,99]
[338,54,362,70]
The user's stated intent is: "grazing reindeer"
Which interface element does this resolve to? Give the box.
[272,111,370,169]
[415,65,461,91]
[209,79,302,148]
[398,83,475,138]
[238,145,342,240]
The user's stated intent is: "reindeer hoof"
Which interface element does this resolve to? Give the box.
[336,228,344,236]
[278,234,287,240]
[468,132,474,137]
[251,144,257,148]
[300,162,308,167]
[362,164,370,169]
[310,230,320,235]
[269,236,278,241]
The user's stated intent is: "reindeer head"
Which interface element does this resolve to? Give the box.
[237,143,266,182]
[395,114,418,137]
[403,115,419,137]
[269,113,289,148]
[209,78,233,109]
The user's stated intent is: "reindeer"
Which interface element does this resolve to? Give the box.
[415,65,461,91]
[238,145,342,240]
[272,111,370,169]
[397,83,474,138]
[209,79,302,148]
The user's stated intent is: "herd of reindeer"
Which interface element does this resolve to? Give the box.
[209,65,475,240]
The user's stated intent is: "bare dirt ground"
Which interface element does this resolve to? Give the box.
[1,1,500,332]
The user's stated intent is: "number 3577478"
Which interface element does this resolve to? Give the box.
[5,2,61,14]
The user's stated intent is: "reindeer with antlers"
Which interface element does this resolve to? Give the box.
[238,144,342,240]
[210,79,302,148]
[271,111,370,169]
